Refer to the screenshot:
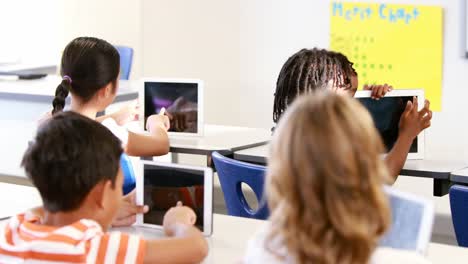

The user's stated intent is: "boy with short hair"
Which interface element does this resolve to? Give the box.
[0,112,207,263]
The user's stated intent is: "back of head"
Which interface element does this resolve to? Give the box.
[273,48,357,123]
[52,37,120,114]
[21,111,123,212]
[267,91,390,264]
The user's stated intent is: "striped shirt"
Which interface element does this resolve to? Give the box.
[0,214,146,263]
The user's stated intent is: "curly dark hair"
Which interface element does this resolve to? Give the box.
[273,48,357,123]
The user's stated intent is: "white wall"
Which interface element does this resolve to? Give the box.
[0,0,142,77]
[141,0,241,125]
[0,0,63,64]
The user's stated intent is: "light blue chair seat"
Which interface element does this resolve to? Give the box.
[212,152,269,220]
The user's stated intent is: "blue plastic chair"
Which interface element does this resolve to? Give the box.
[212,152,269,220]
[379,187,434,253]
[120,154,136,195]
[115,46,134,80]
[449,185,468,247]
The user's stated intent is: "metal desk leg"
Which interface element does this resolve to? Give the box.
[433,178,452,197]
[171,152,179,164]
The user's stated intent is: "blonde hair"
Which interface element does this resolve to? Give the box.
[266,91,391,264]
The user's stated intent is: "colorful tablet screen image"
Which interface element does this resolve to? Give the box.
[144,81,199,133]
[357,96,417,153]
[143,164,205,231]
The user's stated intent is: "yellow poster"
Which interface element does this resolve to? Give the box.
[330,2,443,110]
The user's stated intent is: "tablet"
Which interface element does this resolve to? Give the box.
[135,161,213,236]
[380,186,434,254]
[140,78,204,137]
[354,89,425,160]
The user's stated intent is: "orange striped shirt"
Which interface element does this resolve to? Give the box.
[0,214,146,263]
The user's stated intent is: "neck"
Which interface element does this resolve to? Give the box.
[70,96,99,120]
[42,206,104,229]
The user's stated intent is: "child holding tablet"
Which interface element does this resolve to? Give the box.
[272,48,432,180]
[245,91,428,264]
[50,37,170,157]
[0,112,208,263]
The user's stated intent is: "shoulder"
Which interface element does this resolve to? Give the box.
[371,247,431,264]
[244,224,292,264]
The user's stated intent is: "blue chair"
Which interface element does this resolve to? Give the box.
[115,46,134,80]
[379,186,434,253]
[121,154,136,195]
[449,185,468,247]
[212,152,269,220]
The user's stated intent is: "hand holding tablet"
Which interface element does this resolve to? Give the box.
[163,201,197,236]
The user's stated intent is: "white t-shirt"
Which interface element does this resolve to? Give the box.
[101,118,129,145]
[244,224,431,264]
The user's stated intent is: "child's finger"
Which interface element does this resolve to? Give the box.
[176,201,183,207]
[412,97,418,113]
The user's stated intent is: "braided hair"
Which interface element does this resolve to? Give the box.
[51,37,120,114]
[272,48,357,123]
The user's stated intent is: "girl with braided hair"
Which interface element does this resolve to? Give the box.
[272,48,432,181]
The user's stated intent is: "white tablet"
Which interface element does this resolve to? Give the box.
[135,160,213,236]
[380,186,434,254]
[140,78,204,137]
[354,89,425,160]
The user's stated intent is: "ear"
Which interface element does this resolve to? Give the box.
[89,180,113,209]
[97,83,114,100]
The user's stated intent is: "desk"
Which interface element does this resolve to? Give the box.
[234,145,468,196]
[115,214,468,264]
[450,168,468,185]
[168,125,270,167]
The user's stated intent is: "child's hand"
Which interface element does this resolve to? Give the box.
[112,190,149,227]
[399,97,432,141]
[163,201,197,236]
[111,100,139,126]
[146,114,170,132]
[363,84,393,100]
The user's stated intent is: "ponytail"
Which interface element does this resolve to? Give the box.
[52,79,71,115]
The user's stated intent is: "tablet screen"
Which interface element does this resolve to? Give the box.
[357,96,417,153]
[144,81,199,133]
[143,164,205,231]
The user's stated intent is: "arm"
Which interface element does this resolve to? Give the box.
[384,135,413,182]
[144,224,208,264]
[97,100,139,125]
[385,98,432,182]
[126,127,170,157]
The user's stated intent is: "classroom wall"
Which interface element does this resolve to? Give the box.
[0,0,143,77]
[141,0,242,125]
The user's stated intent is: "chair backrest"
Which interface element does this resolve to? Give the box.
[115,45,134,80]
[379,186,434,254]
[212,152,269,220]
[120,153,136,195]
[449,184,468,247]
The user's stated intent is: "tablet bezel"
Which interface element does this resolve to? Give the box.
[135,160,213,236]
[354,89,425,160]
[139,78,204,137]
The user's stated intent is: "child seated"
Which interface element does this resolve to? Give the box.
[0,112,208,263]
[245,91,429,264]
